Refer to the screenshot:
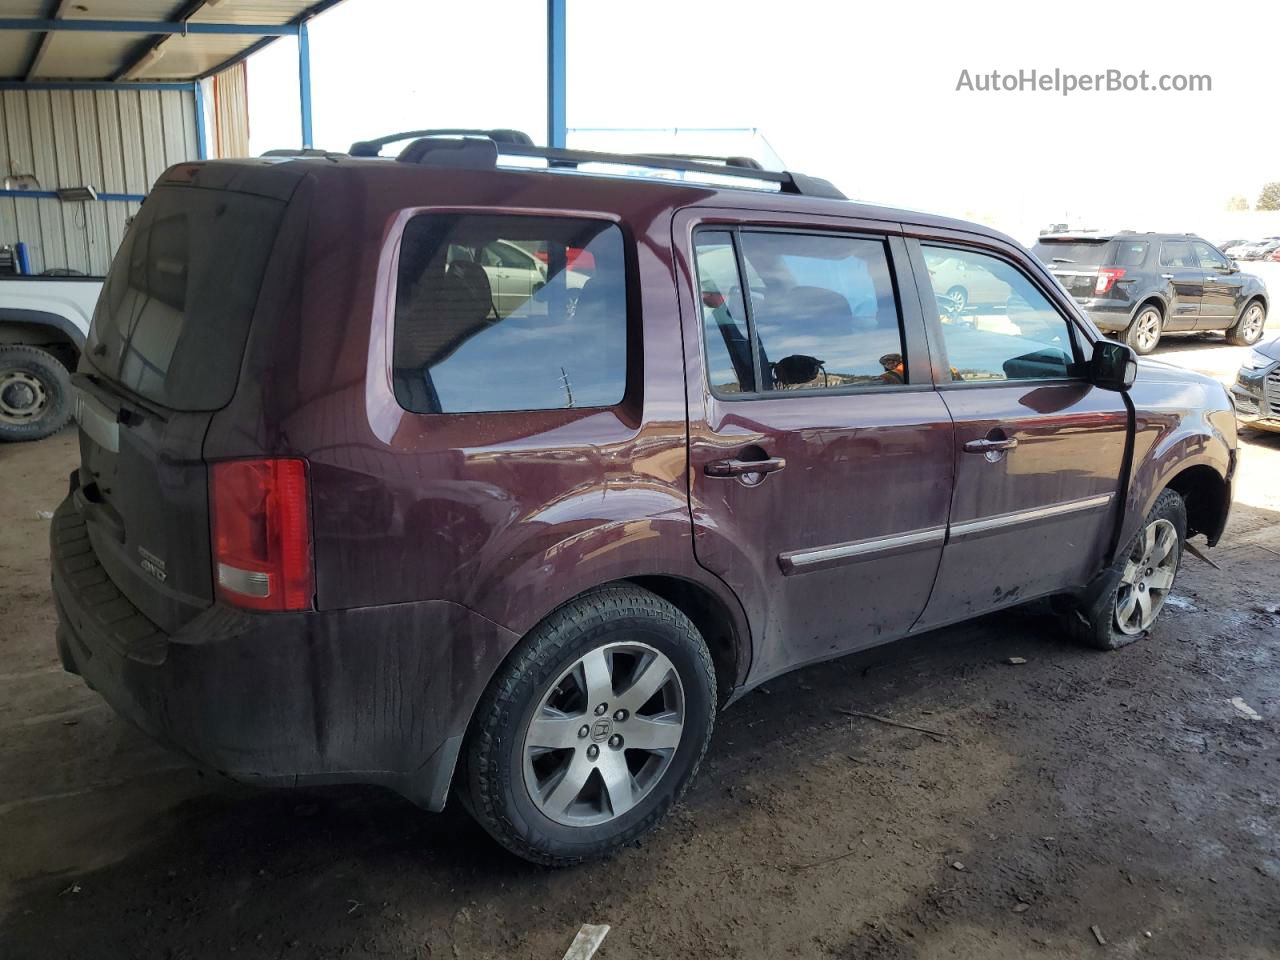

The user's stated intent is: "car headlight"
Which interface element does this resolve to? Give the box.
[1241,349,1274,370]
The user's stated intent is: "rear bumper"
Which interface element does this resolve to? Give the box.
[51,494,518,810]
[1076,301,1133,332]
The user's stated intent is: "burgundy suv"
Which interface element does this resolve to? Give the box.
[51,130,1236,865]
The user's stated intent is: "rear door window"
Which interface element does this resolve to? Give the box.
[693,232,755,394]
[85,185,285,411]
[1160,241,1196,268]
[692,229,908,395]
[392,214,627,414]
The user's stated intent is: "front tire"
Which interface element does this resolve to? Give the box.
[1226,300,1266,346]
[1065,489,1186,650]
[0,345,73,442]
[462,586,716,866]
[1124,306,1163,355]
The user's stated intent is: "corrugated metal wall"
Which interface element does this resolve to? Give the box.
[0,87,198,277]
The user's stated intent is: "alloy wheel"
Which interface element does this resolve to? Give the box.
[0,370,48,426]
[1240,304,1265,342]
[1115,517,1179,635]
[1134,310,1161,352]
[522,641,685,827]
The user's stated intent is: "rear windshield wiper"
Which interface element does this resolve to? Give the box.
[1051,257,1076,264]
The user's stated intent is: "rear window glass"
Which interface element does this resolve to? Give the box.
[1031,241,1112,266]
[85,186,284,411]
[392,214,627,414]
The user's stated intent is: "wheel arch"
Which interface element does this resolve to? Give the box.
[1131,295,1167,325]
[0,309,85,368]
[1237,293,1268,320]
[626,574,748,708]
[437,573,750,812]
[1163,463,1231,546]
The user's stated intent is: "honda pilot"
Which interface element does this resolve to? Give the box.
[52,131,1236,865]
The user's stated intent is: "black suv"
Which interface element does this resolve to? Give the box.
[1032,232,1269,354]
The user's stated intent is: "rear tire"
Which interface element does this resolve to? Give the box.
[0,345,73,442]
[1064,489,1186,651]
[1123,305,1163,355]
[1226,300,1266,346]
[462,585,715,866]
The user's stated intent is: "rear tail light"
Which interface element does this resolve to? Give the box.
[210,458,314,612]
[1095,267,1126,295]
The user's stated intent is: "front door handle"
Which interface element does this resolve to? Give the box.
[963,437,1018,454]
[1161,273,1175,280]
[704,456,787,478]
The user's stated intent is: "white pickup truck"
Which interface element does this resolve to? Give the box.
[0,276,102,441]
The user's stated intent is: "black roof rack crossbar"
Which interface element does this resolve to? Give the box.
[349,128,534,157]
[392,136,846,200]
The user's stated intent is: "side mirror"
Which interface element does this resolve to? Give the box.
[1089,339,1138,392]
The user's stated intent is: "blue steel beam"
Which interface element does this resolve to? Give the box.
[546,0,566,148]
[0,190,148,202]
[193,80,209,159]
[0,18,299,36]
[298,20,313,149]
[0,80,191,90]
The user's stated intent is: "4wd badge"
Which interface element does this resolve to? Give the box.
[138,546,167,584]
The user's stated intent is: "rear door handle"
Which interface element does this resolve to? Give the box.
[1161,273,1175,280]
[704,456,787,478]
[963,437,1018,453]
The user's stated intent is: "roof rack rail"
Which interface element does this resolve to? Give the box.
[643,153,764,170]
[348,128,533,157]
[392,133,846,200]
[261,148,344,159]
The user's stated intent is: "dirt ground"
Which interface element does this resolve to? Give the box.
[1,337,1278,960]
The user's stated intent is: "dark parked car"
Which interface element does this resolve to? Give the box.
[1230,336,1280,432]
[1032,232,1268,354]
[52,133,1236,866]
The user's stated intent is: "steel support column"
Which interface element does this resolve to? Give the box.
[546,0,566,148]
[298,20,313,149]
[193,80,209,159]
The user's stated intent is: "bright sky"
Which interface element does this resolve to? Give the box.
[248,0,1280,245]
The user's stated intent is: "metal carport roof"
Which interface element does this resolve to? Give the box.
[0,1,344,82]
[0,1,347,150]
[0,0,568,151]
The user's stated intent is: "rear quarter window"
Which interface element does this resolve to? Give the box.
[1114,242,1148,266]
[391,214,628,414]
[85,185,285,411]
